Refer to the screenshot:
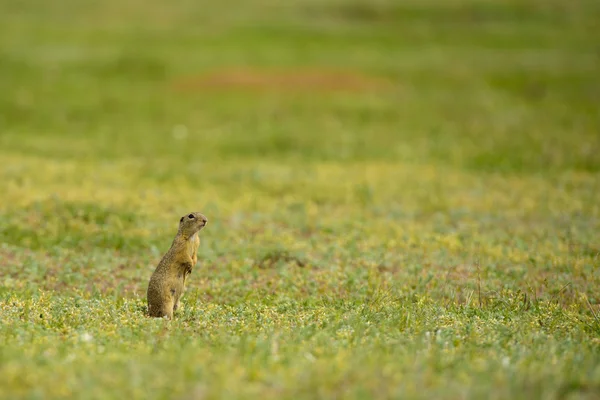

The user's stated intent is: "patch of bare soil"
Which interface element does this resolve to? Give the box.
[171,67,392,94]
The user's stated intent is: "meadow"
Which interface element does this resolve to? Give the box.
[0,0,599,399]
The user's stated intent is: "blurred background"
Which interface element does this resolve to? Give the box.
[1,0,598,170]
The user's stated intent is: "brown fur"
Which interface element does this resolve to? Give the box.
[147,212,207,319]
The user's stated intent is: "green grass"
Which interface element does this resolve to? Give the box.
[1,0,599,399]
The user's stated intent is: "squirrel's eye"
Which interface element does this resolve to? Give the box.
[188,214,195,219]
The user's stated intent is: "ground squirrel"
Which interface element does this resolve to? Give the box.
[147,212,208,319]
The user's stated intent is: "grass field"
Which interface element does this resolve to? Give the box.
[1,0,599,399]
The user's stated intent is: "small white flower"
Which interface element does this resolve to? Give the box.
[81,332,93,343]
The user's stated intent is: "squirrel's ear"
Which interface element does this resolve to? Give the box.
[180,217,184,222]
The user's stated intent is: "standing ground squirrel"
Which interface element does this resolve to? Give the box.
[147,212,208,319]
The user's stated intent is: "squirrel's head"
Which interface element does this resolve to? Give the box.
[178,212,208,237]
